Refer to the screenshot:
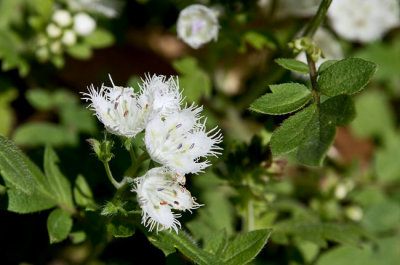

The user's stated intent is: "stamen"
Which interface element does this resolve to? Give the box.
[189,143,195,149]
[116,94,121,101]
[176,123,182,128]
[166,133,170,140]
[145,104,149,109]
[188,129,193,134]
[157,188,164,191]
[130,94,135,98]
[177,143,182,149]
[123,110,129,117]
[114,102,119,110]
[136,103,142,109]
[160,201,168,205]
[174,201,180,205]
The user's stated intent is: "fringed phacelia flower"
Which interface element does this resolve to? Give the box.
[137,74,183,123]
[82,74,183,138]
[177,4,219,49]
[133,167,201,233]
[144,105,223,175]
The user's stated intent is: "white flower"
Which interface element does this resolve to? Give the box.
[82,74,183,138]
[52,9,72,27]
[46,23,62,38]
[74,12,96,36]
[62,30,77,46]
[296,27,343,69]
[50,41,62,54]
[145,105,223,175]
[177,4,219,49]
[68,0,122,18]
[137,74,183,123]
[328,0,400,43]
[133,167,201,233]
[82,75,147,137]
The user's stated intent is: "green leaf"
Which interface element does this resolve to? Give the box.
[67,44,92,60]
[316,237,400,265]
[1,137,58,213]
[59,106,97,134]
[25,89,53,110]
[239,31,276,52]
[107,219,136,238]
[250,83,312,115]
[361,200,400,233]
[73,174,95,209]
[274,220,366,248]
[270,105,317,156]
[84,29,114,48]
[318,60,338,74]
[204,229,227,255]
[44,146,74,208]
[0,83,18,137]
[297,110,336,166]
[222,229,271,265]
[47,208,73,244]
[0,135,34,195]
[172,57,211,102]
[318,58,377,97]
[13,122,78,147]
[320,95,356,126]
[275,58,309,74]
[70,231,87,244]
[351,90,395,139]
[149,230,221,264]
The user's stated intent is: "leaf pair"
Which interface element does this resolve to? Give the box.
[250,58,377,166]
[148,229,271,265]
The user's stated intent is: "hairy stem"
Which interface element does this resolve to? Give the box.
[303,0,333,37]
[103,161,121,189]
[307,54,321,105]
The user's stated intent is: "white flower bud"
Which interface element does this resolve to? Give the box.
[52,9,72,27]
[74,12,96,36]
[334,184,347,200]
[46,23,62,38]
[36,47,50,61]
[177,4,219,49]
[62,30,77,46]
[345,206,363,221]
[50,41,62,54]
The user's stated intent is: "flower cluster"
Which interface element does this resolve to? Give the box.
[177,4,220,49]
[328,0,400,43]
[83,74,223,232]
[36,8,97,62]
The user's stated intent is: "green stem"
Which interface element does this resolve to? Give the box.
[247,199,255,232]
[307,54,321,105]
[126,151,150,178]
[103,161,121,189]
[303,0,333,38]
[129,146,136,163]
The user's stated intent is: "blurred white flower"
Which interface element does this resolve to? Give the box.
[46,23,62,38]
[74,12,96,36]
[69,0,123,18]
[177,4,219,49]
[137,74,183,123]
[328,0,400,43]
[82,75,147,137]
[145,105,223,175]
[61,30,77,46]
[52,9,72,27]
[134,167,201,233]
[296,27,343,69]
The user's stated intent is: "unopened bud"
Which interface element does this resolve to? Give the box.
[87,138,114,162]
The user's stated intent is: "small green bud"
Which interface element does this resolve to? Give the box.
[87,138,114,162]
[101,200,128,216]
